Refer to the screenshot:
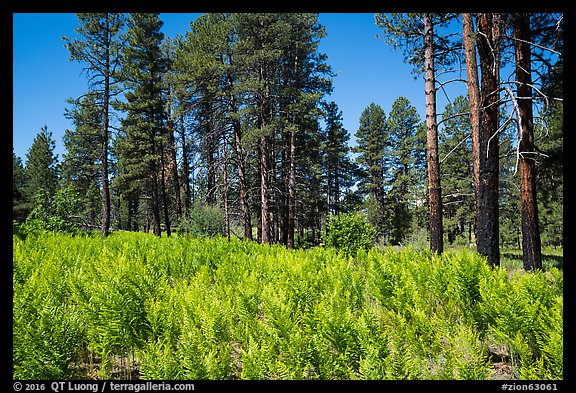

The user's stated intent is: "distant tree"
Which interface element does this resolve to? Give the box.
[116,13,169,237]
[172,13,251,238]
[322,101,356,216]
[536,60,562,247]
[24,125,59,210]
[63,13,125,236]
[233,13,285,244]
[439,96,475,244]
[13,150,31,222]
[353,103,388,237]
[62,94,103,229]
[161,37,183,225]
[386,96,425,245]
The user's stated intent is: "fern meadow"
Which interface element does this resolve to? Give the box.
[13,231,563,380]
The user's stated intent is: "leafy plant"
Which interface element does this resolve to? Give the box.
[13,231,563,380]
[323,212,376,257]
[178,203,226,238]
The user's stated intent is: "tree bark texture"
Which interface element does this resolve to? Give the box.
[287,127,296,249]
[179,117,191,216]
[423,14,443,255]
[513,13,542,271]
[461,12,482,241]
[476,13,502,267]
[100,24,111,237]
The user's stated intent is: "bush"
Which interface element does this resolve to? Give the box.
[323,212,376,257]
[179,203,226,238]
[21,187,80,235]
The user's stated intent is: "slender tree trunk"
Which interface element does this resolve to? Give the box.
[513,13,542,271]
[287,127,296,249]
[334,167,340,216]
[462,13,482,253]
[424,14,443,254]
[206,113,217,204]
[260,134,271,244]
[258,59,273,244]
[231,105,252,240]
[100,18,111,236]
[476,13,501,267]
[462,13,482,193]
[222,141,231,241]
[281,130,289,245]
[159,129,171,237]
[166,86,182,223]
[150,174,162,237]
[179,116,191,216]
[269,133,278,244]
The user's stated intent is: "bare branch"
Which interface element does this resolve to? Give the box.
[504,35,562,56]
[503,85,523,175]
[440,134,470,164]
[435,77,468,89]
[437,111,470,127]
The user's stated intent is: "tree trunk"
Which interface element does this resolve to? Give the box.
[476,13,501,267]
[232,107,252,241]
[159,126,171,237]
[462,13,482,256]
[166,86,182,223]
[150,175,162,237]
[513,13,542,271]
[206,114,217,204]
[287,127,296,249]
[100,17,112,236]
[462,13,482,195]
[234,119,253,240]
[424,14,443,255]
[260,134,271,244]
[179,116,191,216]
[222,141,231,241]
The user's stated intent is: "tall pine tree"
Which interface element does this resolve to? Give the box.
[354,103,388,237]
[62,94,103,229]
[24,126,59,206]
[116,13,169,236]
[386,96,425,245]
[63,13,125,236]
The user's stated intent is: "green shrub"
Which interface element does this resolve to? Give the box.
[22,187,80,234]
[323,212,376,257]
[179,203,226,238]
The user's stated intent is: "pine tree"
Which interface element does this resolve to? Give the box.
[24,125,59,210]
[13,150,31,222]
[62,94,103,229]
[375,13,459,252]
[234,13,286,244]
[322,101,355,216]
[536,60,562,247]
[276,13,332,248]
[512,13,542,271]
[173,13,248,237]
[438,96,475,244]
[353,103,388,237]
[116,13,169,237]
[386,96,424,245]
[475,13,503,267]
[63,13,125,236]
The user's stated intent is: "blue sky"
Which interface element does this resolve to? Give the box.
[12,13,467,163]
